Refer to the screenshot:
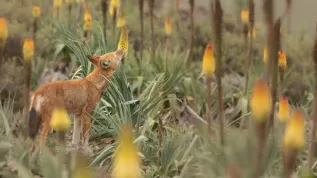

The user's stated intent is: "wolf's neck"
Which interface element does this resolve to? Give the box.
[85,69,112,91]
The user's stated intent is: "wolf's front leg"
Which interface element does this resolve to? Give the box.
[72,117,81,145]
[81,113,91,147]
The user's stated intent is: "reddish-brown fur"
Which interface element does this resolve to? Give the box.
[29,49,124,151]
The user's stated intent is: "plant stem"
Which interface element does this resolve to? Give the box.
[263,0,274,81]
[68,4,72,23]
[112,8,117,42]
[23,62,32,139]
[188,0,194,65]
[307,22,317,170]
[0,46,3,68]
[255,122,265,178]
[212,0,224,146]
[149,0,155,57]
[33,18,38,66]
[102,0,108,42]
[244,0,255,96]
[139,0,144,61]
[206,76,213,135]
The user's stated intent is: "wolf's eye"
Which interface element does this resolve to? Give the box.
[100,61,109,69]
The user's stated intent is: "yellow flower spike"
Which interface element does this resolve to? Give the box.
[278,96,290,122]
[112,123,141,178]
[250,79,272,122]
[263,46,268,63]
[50,107,71,132]
[54,0,62,8]
[240,9,249,25]
[23,39,34,63]
[278,50,287,70]
[109,0,120,16]
[202,42,216,78]
[84,8,92,31]
[0,18,8,48]
[65,0,73,5]
[283,111,305,150]
[248,27,256,39]
[165,16,172,36]
[117,10,126,28]
[32,6,41,18]
[73,152,94,178]
[117,25,129,57]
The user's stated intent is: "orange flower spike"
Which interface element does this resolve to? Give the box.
[165,16,172,36]
[278,50,287,70]
[283,111,305,150]
[23,39,34,63]
[84,8,92,31]
[32,6,41,18]
[202,42,216,77]
[0,18,8,47]
[250,79,272,122]
[263,46,268,63]
[240,9,249,25]
[278,96,290,122]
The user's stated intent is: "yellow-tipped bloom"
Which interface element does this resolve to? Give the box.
[73,152,94,178]
[202,42,215,77]
[278,96,290,122]
[0,18,8,48]
[32,6,41,18]
[23,39,34,63]
[117,10,126,28]
[240,9,249,25]
[109,0,120,16]
[54,0,62,8]
[65,0,73,5]
[278,50,287,70]
[250,79,272,122]
[84,8,92,31]
[248,27,256,39]
[117,25,129,57]
[50,107,71,132]
[283,111,305,150]
[112,123,141,178]
[165,16,172,36]
[263,46,268,63]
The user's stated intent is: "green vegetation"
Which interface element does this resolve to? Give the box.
[1,0,317,177]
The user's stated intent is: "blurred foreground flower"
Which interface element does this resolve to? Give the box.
[112,123,141,178]
[0,18,8,47]
[32,6,41,18]
[278,50,287,71]
[250,79,272,122]
[240,9,249,24]
[23,39,34,63]
[202,42,215,77]
[117,25,129,57]
[117,10,126,27]
[283,111,305,150]
[278,96,290,122]
[50,107,71,132]
[165,16,172,36]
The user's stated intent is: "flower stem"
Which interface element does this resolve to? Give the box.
[23,62,32,139]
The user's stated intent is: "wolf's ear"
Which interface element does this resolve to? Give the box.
[87,55,100,66]
[115,49,125,60]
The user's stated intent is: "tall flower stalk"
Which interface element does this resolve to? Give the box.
[23,39,34,139]
[83,7,92,40]
[278,50,287,92]
[139,0,144,61]
[188,0,194,64]
[109,0,120,41]
[307,22,317,173]
[212,0,224,145]
[164,16,172,49]
[53,0,62,18]
[65,0,73,22]
[32,6,40,65]
[250,79,272,178]
[101,0,108,41]
[243,0,254,95]
[0,18,8,67]
[202,42,215,135]
[148,0,155,57]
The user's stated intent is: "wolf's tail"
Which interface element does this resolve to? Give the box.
[28,108,41,139]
